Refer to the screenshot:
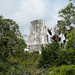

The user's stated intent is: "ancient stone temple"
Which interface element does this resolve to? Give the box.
[25,20,48,53]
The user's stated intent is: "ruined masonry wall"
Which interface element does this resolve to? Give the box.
[27,20,48,52]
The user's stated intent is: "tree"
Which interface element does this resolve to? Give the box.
[54,1,75,38]
[57,48,75,66]
[46,65,75,75]
[0,15,27,74]
[54,1,75,48]
[38,41,59,68]
[66,28,75,49]
[0,15,26,61]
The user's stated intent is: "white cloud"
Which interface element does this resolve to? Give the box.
[13,0,47,24]
[0,0,69,41]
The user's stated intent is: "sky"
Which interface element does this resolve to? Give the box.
[0,0,69,41]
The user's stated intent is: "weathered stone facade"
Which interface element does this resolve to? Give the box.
[26,20,48,52]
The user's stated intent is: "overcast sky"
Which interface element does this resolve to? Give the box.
[0,0,69,41]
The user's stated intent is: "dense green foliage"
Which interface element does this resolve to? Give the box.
[0,52,40,75]
[57,48,75,66]
[38,41,59,68]
[46,65,75,75]
[66,28,75,49]
[0,16,27,75]
[38,42,75,68]
[0,16,26,59]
